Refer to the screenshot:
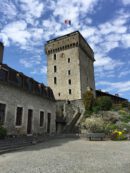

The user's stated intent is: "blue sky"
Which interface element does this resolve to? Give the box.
[0,0,130,100]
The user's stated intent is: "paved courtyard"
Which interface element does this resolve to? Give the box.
[0,138,130,173]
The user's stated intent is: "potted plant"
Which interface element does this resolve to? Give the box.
[83,117,106,140]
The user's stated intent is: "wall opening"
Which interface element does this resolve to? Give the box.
[54,54,56,60]
[40,111,44,127]
[69,89,72,95]
[54,77,57,84]
[16,107,23,126]
[68,79,71,85]
[54,65,57,73]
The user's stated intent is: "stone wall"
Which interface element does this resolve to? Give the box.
[0,82,56,135]
[47,47,81,100]
[79,47,95,96]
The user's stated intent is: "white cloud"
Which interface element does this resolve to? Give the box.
[97,80,130,93]
[121,34,130,48]
[40,66,47,74]
[20,55,42,68]
[20,59,33,68]
[118,70,130,77]
[31,65,47,75]
[1,20,31,46]
[94,53,124,69]
[0,0,17,20]
[20,0,44,18]
[121,0,130,5]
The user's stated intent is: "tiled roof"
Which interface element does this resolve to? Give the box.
[0,63,55,101]
[96,90,127,102]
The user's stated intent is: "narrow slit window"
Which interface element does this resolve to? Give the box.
[54,54,56,60]
[68,58,70,63]
[69,89,72,95]
[54,77,57,84]
[68,70,71,75]
[54,66,57,73]
[68,79,71,85]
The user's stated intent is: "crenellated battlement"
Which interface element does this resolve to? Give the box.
[45,31,94,61]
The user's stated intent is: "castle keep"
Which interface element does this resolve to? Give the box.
[45,31,95,100]
[0,31,127,136]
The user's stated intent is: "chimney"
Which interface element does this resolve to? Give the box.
[0,42,4,64]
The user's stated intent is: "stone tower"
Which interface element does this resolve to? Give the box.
[45,31,95,100]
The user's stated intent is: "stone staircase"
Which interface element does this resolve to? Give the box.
[63,107,84,133]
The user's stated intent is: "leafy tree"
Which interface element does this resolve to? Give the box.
[121,101,129,108]
[128,102,130,111]
[83,90,95,112]
[94,96,112,111]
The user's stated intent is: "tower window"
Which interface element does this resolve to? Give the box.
[54,54,56,60]
[58,93,60,96]
[68,58,70,63]
[68,70,71,75]
[54,66,57,73]
[68,79,71,85]
[54,77,57,84]
[69,89,72,95]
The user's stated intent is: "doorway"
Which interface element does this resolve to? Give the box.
[27,109,33,134]
[47,113,51,133]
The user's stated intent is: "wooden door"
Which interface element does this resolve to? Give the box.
[27,109,33,134]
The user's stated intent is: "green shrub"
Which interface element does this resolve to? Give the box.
[102,112,119,123]
[121,101,129,108]
[0,126,7,139]
[92,106,100,113]
[84,110,92,118]
[83,117,106,133]
[119,110,130,123]
[116,122,130,133]
[83,90,95,111]
[112,104,122,111]
[105,123,117,134]
[128,103,130,111]
[119,109,128,116]
[95,96,112,111]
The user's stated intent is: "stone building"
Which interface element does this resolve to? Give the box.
[0,43,56,136]
[45,31,95,101]
[45,31,96,133]
[0,31,128,136]
[96,90,128,104]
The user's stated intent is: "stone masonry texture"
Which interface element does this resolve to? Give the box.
[0,82,56,135]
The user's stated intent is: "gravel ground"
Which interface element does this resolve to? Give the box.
[0,138,130,173]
